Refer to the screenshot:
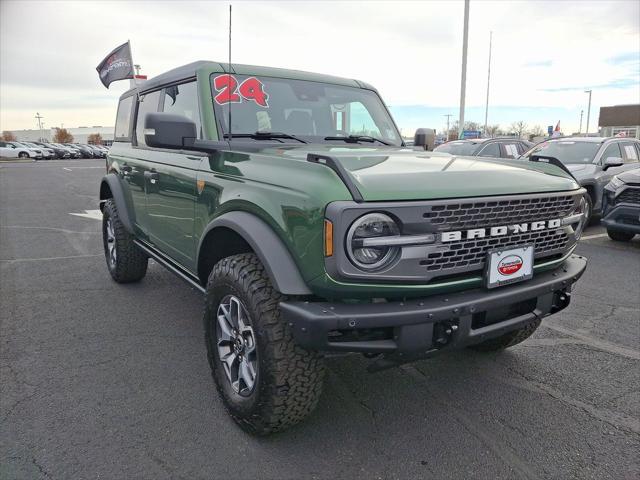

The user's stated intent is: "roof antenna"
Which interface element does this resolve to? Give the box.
[227,4,232,142]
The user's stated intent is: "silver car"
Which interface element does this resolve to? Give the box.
[521,136,640,220]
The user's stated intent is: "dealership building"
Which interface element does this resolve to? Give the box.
[7,126,114,144]
[598,104,640,139]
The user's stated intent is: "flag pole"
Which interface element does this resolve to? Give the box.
[228,4,233,142]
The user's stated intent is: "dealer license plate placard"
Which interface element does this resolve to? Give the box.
[485,245,534,289]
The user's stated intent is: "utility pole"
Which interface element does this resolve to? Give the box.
[35,112,44,141]
[458,0,470,140]
[483,31,492,137]
[579,110,583,134]
[584,90,592,136]
[443,114,453,140]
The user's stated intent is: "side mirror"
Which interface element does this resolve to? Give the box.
[414,128,436,151]
[144,112,196,149]
[603,156,624,169]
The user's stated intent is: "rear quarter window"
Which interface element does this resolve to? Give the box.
[114,95,134,142]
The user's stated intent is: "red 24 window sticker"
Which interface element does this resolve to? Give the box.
[213,75,269,107]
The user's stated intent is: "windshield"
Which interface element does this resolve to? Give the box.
[434,141,480,156]
[211,74,402,146]
[522,140,601,164]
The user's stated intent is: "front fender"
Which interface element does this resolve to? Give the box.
[198,211,312,296]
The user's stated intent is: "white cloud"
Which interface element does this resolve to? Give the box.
[1,0,638,132]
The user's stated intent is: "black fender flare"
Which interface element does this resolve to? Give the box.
[198,211,312,296]
[99,173,135,234]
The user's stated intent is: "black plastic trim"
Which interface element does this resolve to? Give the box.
[99,174,134,234]
[197,211,312,295]
[307,153,364,202]
[281,254,587,353]
[134,240,205,293]
[529,155,577,181]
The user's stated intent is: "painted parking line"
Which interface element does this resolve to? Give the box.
[580,233,609,240]
[69,210,102,220]
[62,166,104,170]
[0,254,102,263]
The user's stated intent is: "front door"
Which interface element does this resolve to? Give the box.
[141,81,205,270]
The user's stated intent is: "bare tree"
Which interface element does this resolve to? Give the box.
[509,121,528,138]
[87,133,103,145]
[485,124,501,137]
[53,128,74,143]
[528,125,545,138]
[1,131,17,141]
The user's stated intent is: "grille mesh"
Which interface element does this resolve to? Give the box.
[422,195,575,230]
[617,187,640,205]
[422,230,568,272]
[418,193,578,276]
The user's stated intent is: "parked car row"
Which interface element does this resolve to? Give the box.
[0,140,109,159]
[432,135,640,226]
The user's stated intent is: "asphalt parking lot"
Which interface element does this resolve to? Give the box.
[1,158,639,480]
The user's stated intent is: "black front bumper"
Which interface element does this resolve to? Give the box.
[602,204,640,234]
[281,255,587,356]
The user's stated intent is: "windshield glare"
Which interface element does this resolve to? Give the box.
[212,74,402,145]
[434,141,480,156]
[523,141,601,164]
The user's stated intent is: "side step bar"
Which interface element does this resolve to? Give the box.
[134,239,205,294]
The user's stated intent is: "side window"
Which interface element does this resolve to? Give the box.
[621,142,639,163]
[502,143,519,159]
[114,95,134,141]
[162,82,202,138]
[477,142,500,157]
[601,143,622,162]
[135,90,161,146]
[0,142,5,147]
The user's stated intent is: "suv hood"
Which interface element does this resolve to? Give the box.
[272,145,579,201]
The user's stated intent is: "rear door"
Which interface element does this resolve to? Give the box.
[620,141,640,171]
[109,94,151,236]
[142,81,204,270]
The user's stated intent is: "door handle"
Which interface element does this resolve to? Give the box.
[144,171,159,184]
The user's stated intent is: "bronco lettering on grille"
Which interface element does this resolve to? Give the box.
[441,218,562,243]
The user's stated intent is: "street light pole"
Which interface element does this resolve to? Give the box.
[35,112,44,141]
[584,90,592,136]
[458,0,470,139]
[579,110,583,135]
[483,31,492,137]
[443,114,453,141]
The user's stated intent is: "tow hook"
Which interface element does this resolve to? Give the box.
[433,321,459,346]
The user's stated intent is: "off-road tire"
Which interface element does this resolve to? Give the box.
[204,253,325,435]
[469,317,541,352]
[102,199,148,283]
[607,228,635,242]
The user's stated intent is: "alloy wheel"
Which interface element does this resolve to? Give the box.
[106,218,117,267]
[216,295,257,396]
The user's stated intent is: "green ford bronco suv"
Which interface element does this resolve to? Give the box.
[100,61,588,434]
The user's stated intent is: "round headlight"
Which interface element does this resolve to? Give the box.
[346,213,400,271]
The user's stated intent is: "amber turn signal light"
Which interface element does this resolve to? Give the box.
[324,219,333,257]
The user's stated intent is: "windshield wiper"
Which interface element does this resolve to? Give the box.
[224,132,308,144]
[323,135,390,146]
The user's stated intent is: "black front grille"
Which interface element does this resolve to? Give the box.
[421,229,568,272]
[422,195,575,230]
[617,187,640,205]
